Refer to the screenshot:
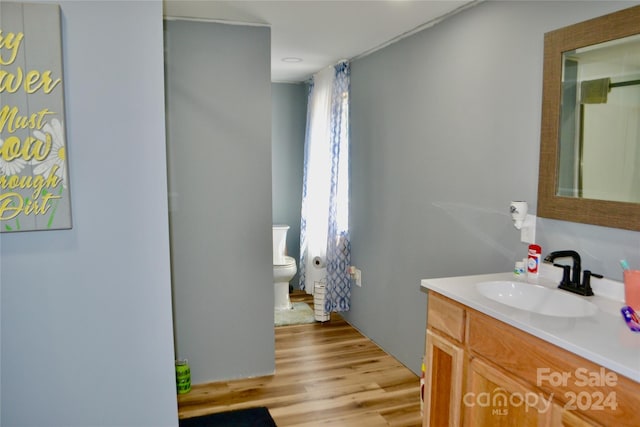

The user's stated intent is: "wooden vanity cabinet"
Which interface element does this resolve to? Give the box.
[423,290,640,427]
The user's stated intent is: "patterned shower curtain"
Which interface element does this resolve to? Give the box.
[299,61,351,312]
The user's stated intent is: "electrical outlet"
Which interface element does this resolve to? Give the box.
[520,214,536,243]
[349,266,362,287]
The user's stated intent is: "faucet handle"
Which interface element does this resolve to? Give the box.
[581,270,602,296]
[553,263,572,285]
[585,270,603,280]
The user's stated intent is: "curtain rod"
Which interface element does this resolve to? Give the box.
[611,79,640,88]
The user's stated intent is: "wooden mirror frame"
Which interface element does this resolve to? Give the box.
[538,5,640,231]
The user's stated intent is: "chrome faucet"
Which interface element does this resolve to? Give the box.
[543,250,602,296]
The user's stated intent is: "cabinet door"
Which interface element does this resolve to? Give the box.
[424,329,464,427]
[465,357,551,427]
[550,404,601,427]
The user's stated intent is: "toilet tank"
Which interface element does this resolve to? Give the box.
[272,225,290,265]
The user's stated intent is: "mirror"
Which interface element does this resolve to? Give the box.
[538,5,640,231]
[559,34,640,203]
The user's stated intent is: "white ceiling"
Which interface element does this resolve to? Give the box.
[164,1,480,82]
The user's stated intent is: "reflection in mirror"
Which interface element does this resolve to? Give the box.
[538,5,640,231]
[558,34,640,203]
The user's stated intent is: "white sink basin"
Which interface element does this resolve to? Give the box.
[476,281,598,317]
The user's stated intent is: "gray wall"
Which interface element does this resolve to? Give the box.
[271,83,307,287]
[345,1,640,375]
[165,20,274,384]
[0,1,178,426]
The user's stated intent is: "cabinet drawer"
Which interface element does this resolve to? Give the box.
[427,291,465,342]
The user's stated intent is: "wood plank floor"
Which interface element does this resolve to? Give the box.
[177,292,422,426]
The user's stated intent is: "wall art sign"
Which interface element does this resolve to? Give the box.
[0,2,71,232]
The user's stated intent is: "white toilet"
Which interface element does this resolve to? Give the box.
[273,225,297,310]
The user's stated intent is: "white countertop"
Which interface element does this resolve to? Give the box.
[421,265,640,383]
